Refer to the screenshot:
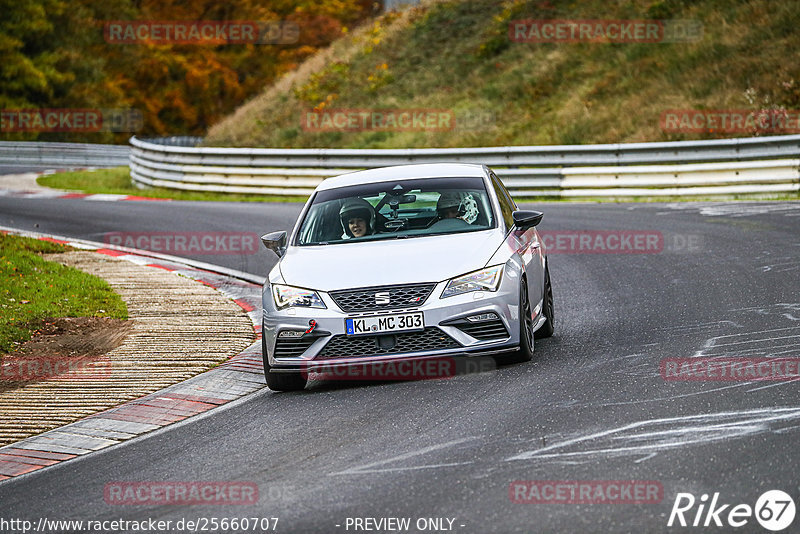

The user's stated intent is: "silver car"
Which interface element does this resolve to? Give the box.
[260,163,554,391]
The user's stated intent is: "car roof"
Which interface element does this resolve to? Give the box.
[317,163,489,191]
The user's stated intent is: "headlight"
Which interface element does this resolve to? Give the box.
[441,265,504,298]
[272,284,326,310]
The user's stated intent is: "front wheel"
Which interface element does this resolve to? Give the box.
[262,321,307,392]
[505,278,535,364]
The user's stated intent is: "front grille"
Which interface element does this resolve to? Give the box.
[273,336,316,358]
[455,318,509,341]
[329,283,436,312]
[316,328,460,360]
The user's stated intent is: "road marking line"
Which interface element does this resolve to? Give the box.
[506,407,800,462]
[330,437,479,476]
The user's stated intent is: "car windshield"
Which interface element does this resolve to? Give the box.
[296,176,495,245]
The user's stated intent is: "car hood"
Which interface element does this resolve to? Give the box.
[279,230,504,291]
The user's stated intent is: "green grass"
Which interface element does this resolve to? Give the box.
[0,233,128,355]
[205,0,800,149]
[38,167,308,203]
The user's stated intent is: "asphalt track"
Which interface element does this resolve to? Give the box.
[1,195,799,533]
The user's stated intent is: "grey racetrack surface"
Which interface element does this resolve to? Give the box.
[1,196,799,533]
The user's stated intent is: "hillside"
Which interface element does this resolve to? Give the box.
[205,0,800,148]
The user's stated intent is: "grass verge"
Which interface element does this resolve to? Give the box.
[0,233,128,356]
[37,167,309,203]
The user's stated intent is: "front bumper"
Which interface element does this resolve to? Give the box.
[262,276,525,373]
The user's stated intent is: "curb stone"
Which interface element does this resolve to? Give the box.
[0,188,170,202]
[0,170,172,202]
[0,231,265,481]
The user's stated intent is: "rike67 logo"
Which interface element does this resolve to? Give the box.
[668,490,796,531]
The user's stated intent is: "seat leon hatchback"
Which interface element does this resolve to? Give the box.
[260,163,554,391]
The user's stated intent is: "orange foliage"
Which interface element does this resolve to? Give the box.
[1,0,379,140]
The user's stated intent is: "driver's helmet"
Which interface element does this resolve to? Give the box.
[436,192,465,219]
[339,198,376,237]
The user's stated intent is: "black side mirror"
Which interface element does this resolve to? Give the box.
[512,210,543,229]
[261,231,287,258]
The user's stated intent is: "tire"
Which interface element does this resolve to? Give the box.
[535,262,555,339]
[262,321,307,392]
[505,278,535,364]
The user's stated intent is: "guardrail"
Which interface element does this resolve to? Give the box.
[129,135,800,197]
[0,141,130,171]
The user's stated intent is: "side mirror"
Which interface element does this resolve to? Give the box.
[512,210,543,229]
[261,231,287,258]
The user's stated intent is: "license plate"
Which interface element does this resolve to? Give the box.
[346,312,424,336]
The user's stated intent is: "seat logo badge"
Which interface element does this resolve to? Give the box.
[305,320,317,334]
[375,291,391,305]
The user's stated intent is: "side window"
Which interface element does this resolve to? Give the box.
[491,173,515,231]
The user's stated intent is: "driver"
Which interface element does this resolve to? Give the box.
[436,192,465,220]
[339,198,376,238]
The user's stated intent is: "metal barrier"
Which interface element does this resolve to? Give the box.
[0,141,130,171]
[2,137,797,196]
[129,135,800,197]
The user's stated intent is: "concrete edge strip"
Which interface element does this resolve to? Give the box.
[0,228,267,482]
